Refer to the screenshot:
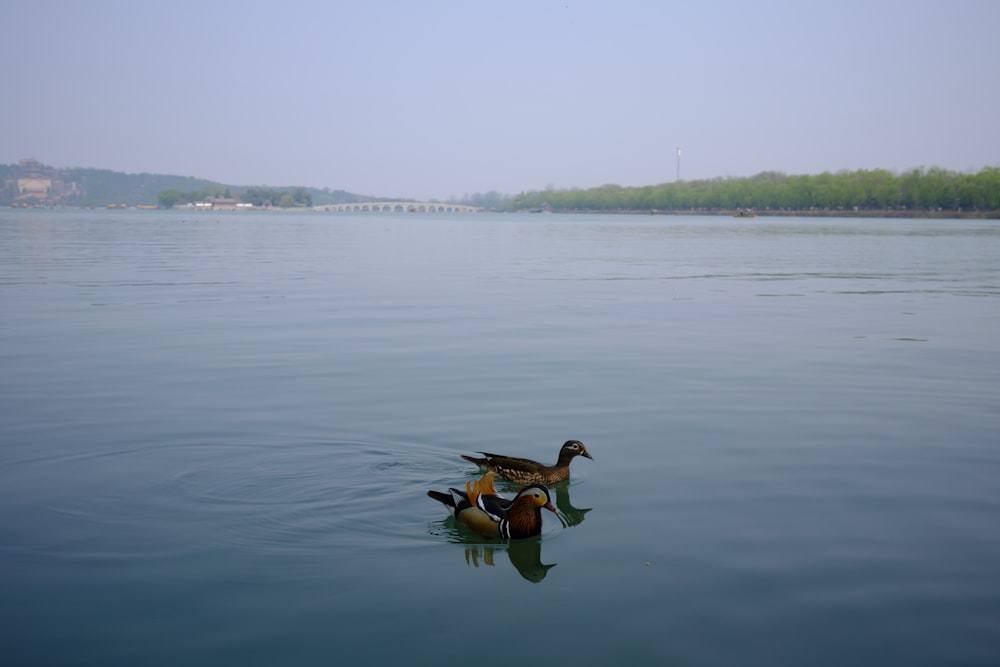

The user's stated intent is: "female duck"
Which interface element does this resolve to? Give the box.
[461,440,594,485]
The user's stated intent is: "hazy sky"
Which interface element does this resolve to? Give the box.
[3,1,998,200]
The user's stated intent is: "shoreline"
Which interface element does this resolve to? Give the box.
[521,208,1000,220]
[8,204,1000,220]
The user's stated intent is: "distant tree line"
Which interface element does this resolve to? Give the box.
[156,184,229,208]
[7,161,999,216]
[240,186,312,208]
[503,167,1000,215]
[157,185,312,208]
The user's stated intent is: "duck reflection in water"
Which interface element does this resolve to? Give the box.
[465,539,555,583]
[552,482,592,527]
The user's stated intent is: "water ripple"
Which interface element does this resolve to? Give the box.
[0,439,468,562]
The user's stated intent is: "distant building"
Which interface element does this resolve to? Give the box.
[9,158,81,204]
[17,159,52,201]
[17,177,52,200]
[207,197,240,210]
[19,158,43,178]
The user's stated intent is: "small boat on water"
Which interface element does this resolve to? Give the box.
[733,209,757,218]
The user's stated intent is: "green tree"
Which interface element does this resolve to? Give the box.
[158,188,184,208]
[292,187,312,207]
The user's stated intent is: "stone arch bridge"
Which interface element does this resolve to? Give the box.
[315,201,482,213]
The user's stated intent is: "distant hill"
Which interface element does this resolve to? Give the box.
[0,160,378,207]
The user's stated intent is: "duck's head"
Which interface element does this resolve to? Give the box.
[516,484,560,515]
[561,440,595,461]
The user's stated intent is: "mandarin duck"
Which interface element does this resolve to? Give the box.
[461,440,594,485]
[428,472,559,539]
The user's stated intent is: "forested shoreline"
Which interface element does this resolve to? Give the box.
[497,167,1000,217]
[7,161,1000,217]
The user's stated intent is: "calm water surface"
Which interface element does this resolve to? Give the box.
[1,209,999,665]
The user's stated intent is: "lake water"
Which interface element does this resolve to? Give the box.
[1,209,998,666]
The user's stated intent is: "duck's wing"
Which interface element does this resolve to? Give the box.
[478,452,546,471]
[467,474,505,522]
